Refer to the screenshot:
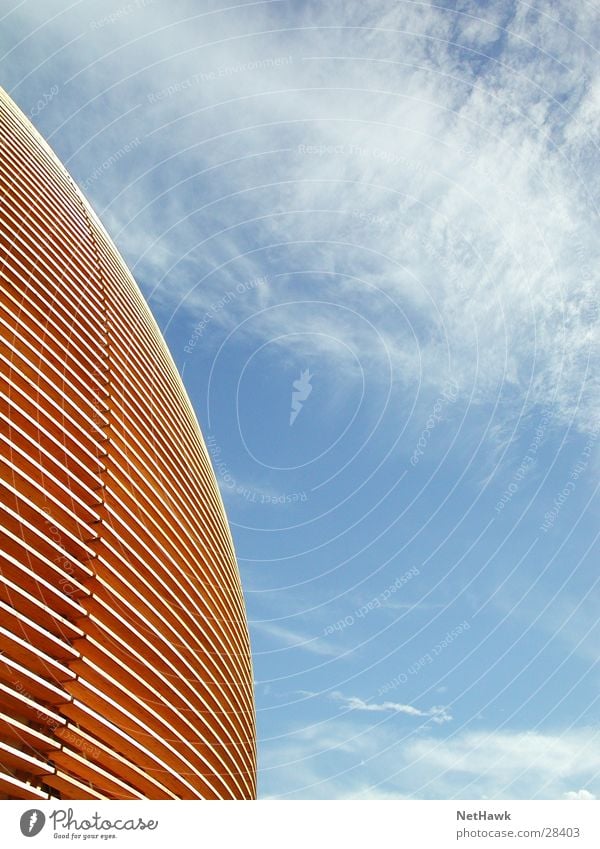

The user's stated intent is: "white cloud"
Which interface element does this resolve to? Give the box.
[7,0,597,434]
[563,789,596,800]
[332,692,452,724]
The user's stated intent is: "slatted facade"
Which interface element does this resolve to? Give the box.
[0,87,256,800]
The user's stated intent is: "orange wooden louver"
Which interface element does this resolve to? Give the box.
[0,87,256,800]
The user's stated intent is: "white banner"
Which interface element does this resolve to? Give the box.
[0,800,598,848]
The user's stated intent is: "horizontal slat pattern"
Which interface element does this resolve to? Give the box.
[0,87,256,800]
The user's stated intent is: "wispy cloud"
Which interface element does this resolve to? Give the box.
[260,721,600,799]
[406,729,600,799]
[563,789,596,800]
[331,692,453,724]
[7,0,597,435]
[252,620,340,657]
[4,0,599,803]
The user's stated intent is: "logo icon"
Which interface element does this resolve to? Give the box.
[20,810,45,837]
[289,369,313,426]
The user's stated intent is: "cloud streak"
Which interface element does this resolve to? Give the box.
[332,692,453,724]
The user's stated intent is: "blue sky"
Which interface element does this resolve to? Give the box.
[2,0,599,799]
